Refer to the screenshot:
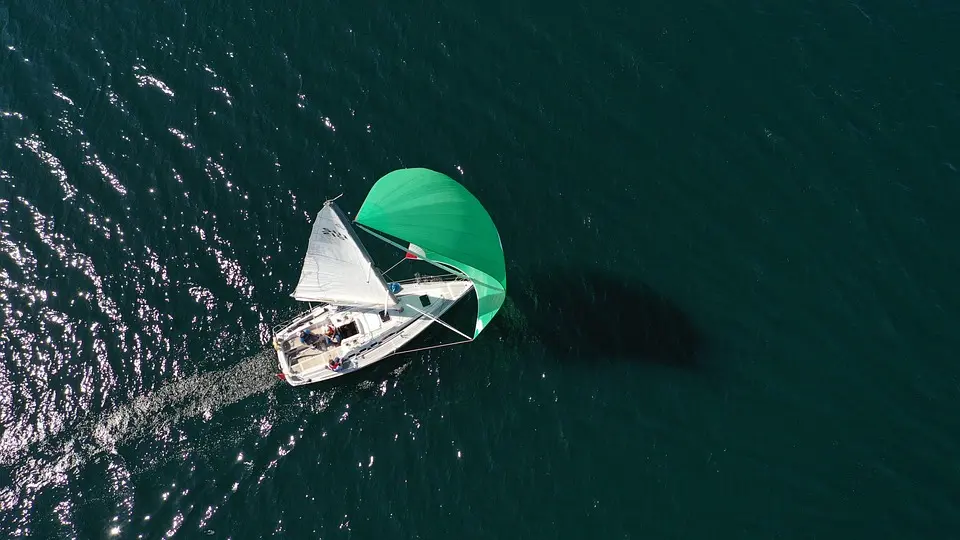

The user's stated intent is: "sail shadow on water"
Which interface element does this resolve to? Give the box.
[506,268,703,367]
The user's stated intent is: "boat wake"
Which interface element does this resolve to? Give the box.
[88,350,279,451]
[0,350,280,515]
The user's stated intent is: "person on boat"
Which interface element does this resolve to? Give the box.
[320,323,341,345]
[328,357,342,371]
[300,328,323,349]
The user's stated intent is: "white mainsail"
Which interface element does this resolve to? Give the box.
[291,202,398,307]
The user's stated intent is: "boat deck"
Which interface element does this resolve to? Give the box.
[290,346,341,374]
[274,278,474,386]
[277,317,352,373]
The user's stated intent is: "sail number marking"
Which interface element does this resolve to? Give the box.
[321,227,348,241]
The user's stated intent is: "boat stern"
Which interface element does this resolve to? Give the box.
[272,315,323,387]
[273,335,303,385]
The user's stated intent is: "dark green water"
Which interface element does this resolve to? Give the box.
[2,0,959,537]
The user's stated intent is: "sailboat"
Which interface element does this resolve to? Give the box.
[271,168,507,386]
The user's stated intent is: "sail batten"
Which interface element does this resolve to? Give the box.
[292,202,397,307]
[355,168,507,337]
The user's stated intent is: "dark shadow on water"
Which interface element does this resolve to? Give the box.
[507,268,704,367]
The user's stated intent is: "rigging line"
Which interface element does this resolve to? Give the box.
[389,339,474,356]
[404,303,474,342]
[382,257,407,279]
[354,223,469,280]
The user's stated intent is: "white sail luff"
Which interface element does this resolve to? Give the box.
[291,202,398,307]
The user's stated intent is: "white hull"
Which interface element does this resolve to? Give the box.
[272,277,473,386]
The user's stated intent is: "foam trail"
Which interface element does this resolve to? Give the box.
[0,350,279,515]
[89,350,279,451]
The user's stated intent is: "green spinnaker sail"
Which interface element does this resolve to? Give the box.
[355,168,507,338]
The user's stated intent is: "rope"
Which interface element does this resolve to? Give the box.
[381,257,407,281]
[390,339,474,356]
[404,303,474,341]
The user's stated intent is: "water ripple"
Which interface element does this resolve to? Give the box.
[84,153,127,196]
[18,197,120,322]
[51,86,75,107]
[168,127,196,150]
[16,135,77,200]
[133,64,175,98]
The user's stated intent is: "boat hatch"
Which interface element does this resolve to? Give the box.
[338,321,360,339]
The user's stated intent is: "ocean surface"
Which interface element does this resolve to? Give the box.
[2,0,959,538]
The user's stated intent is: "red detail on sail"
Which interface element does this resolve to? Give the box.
[405,243,423,259]
[277,373,286,381]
